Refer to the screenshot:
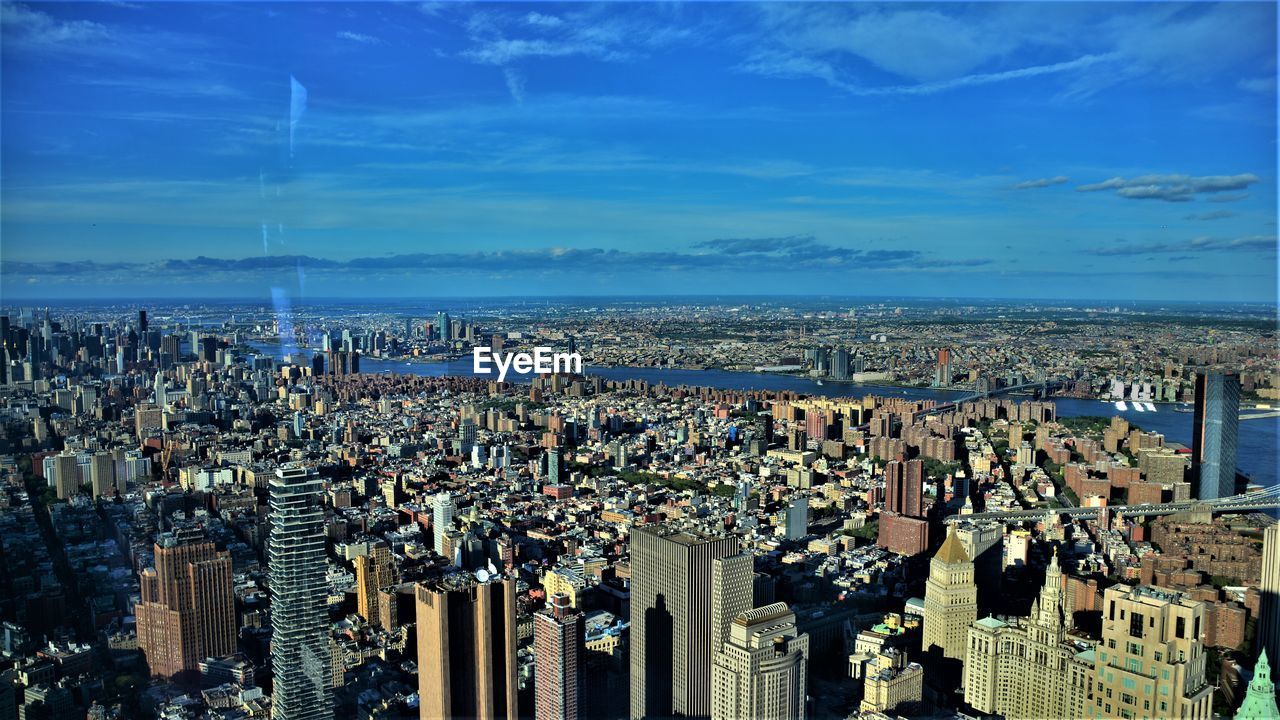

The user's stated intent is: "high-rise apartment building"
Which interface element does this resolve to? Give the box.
[355,541,395,628]
[433,493,455,561]
[135,530,236,678]
[417,574,518,720]
[710,603,809,720]
[885,460,923,517]
[964,550,1095,719]
[89,451,115,498]
[1090,584,1213,720]
[1256,524,1280,686]
[922,528,976,661]
[630,525,740,720]
[269,464,334,720]
[1192,371,1240,499]
[534,593,583,720]
[51,451,79,500]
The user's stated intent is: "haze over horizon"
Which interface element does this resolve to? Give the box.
[1,1,1277,302]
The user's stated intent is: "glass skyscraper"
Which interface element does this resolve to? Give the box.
[269,464,333,720]
[1191,371,1240,500]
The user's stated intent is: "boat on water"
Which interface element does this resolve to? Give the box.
[1114,400,1129,411]
[1173,403,1194,413]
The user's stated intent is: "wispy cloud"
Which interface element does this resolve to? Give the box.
[1088,235,1276,257]
[337,31,381,45]
[1011,175,1070,190]
[1,240,991,285]
[503,67,526,105]
[1183,210,1235,221]
[1076,173,1260,202]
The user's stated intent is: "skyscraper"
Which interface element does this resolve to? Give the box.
[783,498,808,541]
[433,493,455,560]
[1258,524,1280,679]
[89,451,115,498]
[51,451,79,500]
[922,527,976,661]
[269,464,333,720]
[534,593,583,720]
[135,530,236,678]
[963,549,1094,719]
[710,603,809,720]
[1090,585,1213,720]
[417,574,518,720]
[630,525,741,720]
[885,459,923,517]
[1191,371,1240,499]
[355,541,395,628]
[935,349,952,388]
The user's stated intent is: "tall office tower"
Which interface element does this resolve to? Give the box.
[89,451,115,498]
[199,336,218,363]
[416,574,517,720]
[935,349,952,387]
[138,310,147,333]
[1235,650,1279,720]
[310,352,325,377]
[783,498,808,540]
[830,348,851,381]
[1091,585,1213,720]
[432,493,455,560]
[534,593,584,720]
[52,451,79,500]
[435,312,451,342]
[710,603,809,720]
[460,418,478,454]
[710,554,754,654]
[268,464,334,720]
[1258,524,1280,681]
[884,459,924,517]
[135,531,236,678]
[963,550,1094,720]
[630,525,740,720]
[349,350,360,374]
[952,520,1004,608]
[355,542,395,628]
[1191,371,1240,499]
[154,371,166,406]
[922,528,977,661]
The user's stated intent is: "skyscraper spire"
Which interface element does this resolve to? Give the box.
[1235,649,1279,720]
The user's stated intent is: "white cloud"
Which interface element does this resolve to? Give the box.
[337,31,381,44]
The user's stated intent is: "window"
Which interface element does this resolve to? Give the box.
[1121,693,1136,705]
[1154,651,1162,662]
[1175,616,1185,638]
[1130,613,1145,638]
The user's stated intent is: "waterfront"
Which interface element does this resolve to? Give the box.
[251,344,1279,489]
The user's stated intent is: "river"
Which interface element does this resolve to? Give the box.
[249,343,1278,489]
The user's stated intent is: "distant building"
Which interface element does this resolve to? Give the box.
[1192,371,1239,499]
[355,541,395,628]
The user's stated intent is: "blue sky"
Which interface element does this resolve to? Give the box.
[1,1,1276,301]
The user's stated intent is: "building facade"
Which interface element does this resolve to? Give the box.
[922,528,977,661]
[629,525,741,720]
[1091,584,1214,720]
[963,550,1095,720]
[416,574,518,720]
[268,464,334,720]
[1192,371,1240,500]
[534,593,583,720]
[135,530,236,678]
[710,603,809,720]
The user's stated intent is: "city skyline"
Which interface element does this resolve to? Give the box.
[2,1,1277,301]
